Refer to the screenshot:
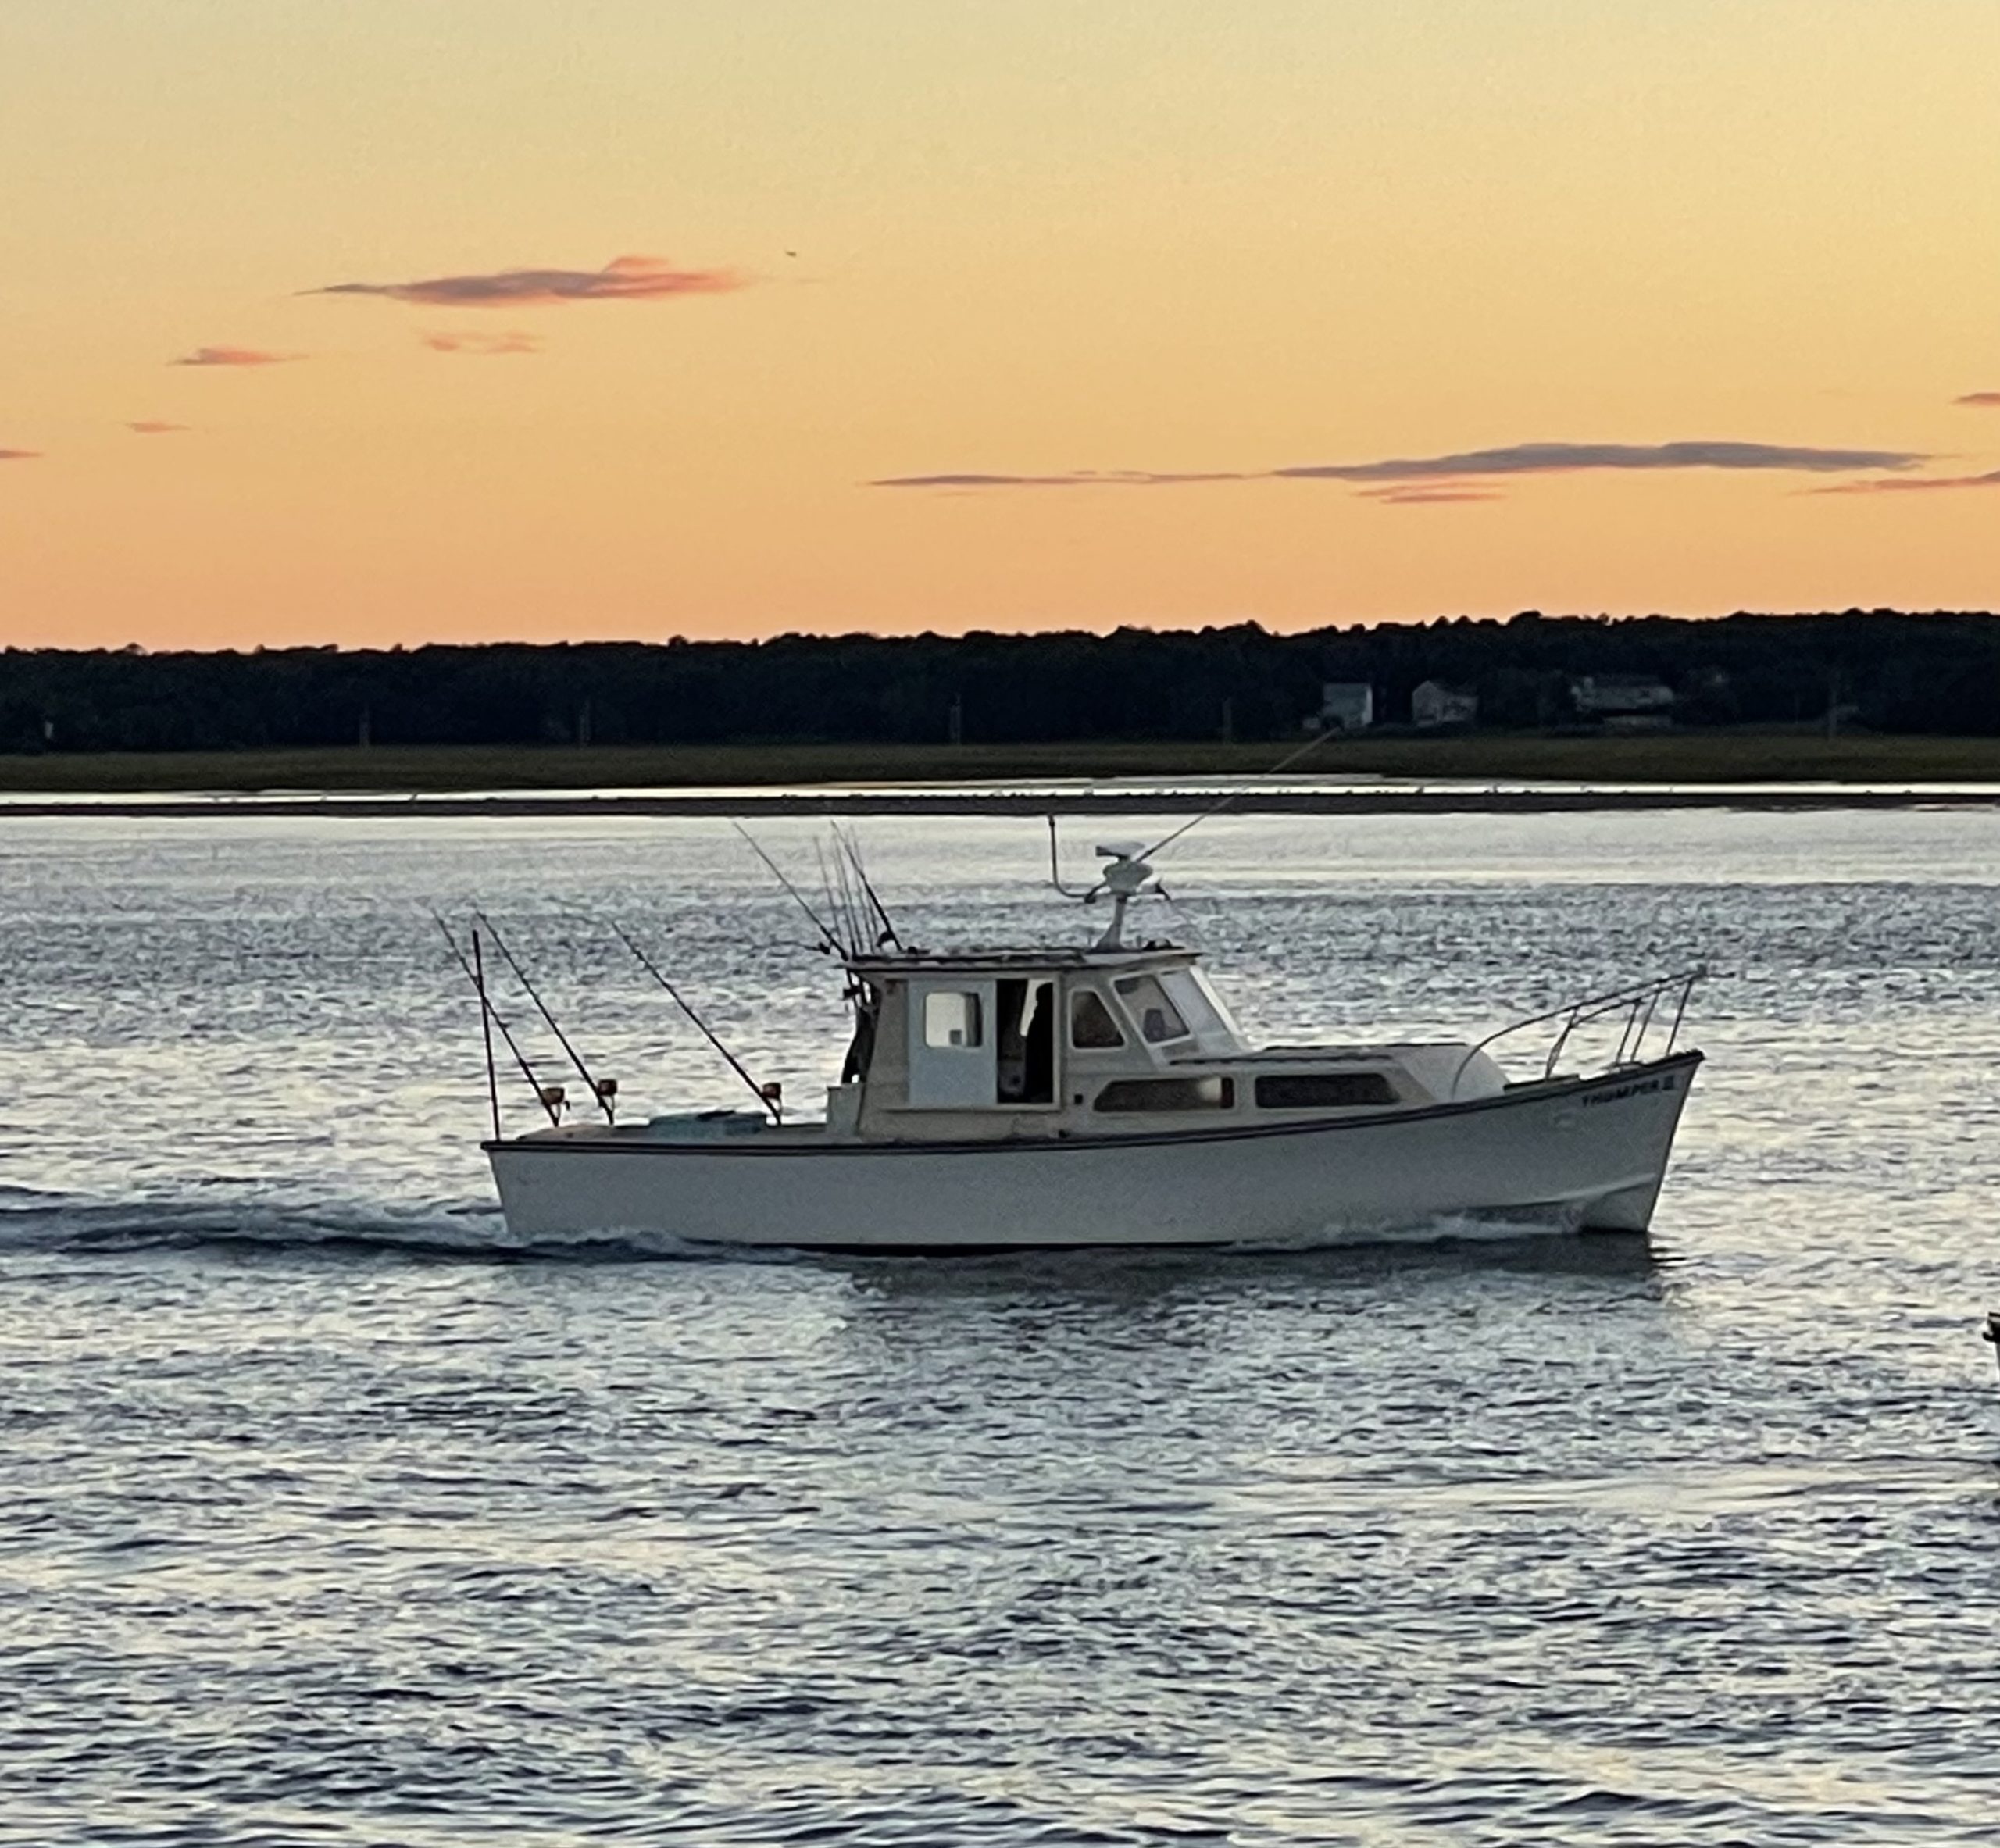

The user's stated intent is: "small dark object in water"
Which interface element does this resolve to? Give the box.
[1985,1311,2000,1376]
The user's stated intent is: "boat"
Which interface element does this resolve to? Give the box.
[469,838,1704,1251]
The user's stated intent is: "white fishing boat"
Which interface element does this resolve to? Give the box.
[461,835,1703,1251]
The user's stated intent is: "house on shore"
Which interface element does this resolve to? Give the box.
[1312,682,1375,732]
[1570,673,1675,731]
[1412,680,1479,730]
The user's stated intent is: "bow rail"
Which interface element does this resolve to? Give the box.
[1453,967,1705,1093]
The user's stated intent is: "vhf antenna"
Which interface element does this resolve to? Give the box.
[1047,726,1335,947]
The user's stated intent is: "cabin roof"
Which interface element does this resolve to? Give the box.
[847,942,1194,978]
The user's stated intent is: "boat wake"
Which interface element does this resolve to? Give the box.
[0,1184,737,1265]
[0,1183,1649,1270]
[1229,1204,1591,1250]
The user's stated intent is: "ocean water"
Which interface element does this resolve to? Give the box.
[2,808,1998,1846]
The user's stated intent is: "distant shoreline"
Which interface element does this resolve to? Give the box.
[9,733,2000,816]
[5,784,2000,819]
[8,728,2000,800]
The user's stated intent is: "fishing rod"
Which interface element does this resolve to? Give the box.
[429,909,562,1128]
[834,826,904,949]
[607,919,784,1123]
[473,910,617,1122]
[730,819,846,955]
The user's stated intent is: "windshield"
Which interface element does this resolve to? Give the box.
[1161,969,1241,1047]
[1114,973,1190,1044]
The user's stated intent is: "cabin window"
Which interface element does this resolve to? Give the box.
[995,978,1055,1105]
[1070,989,1126,1049]
[1114,974,1190,1044]
[1160,970,1234,1043]
[1255,1072,1398,1108]
[923,990,984,1050]
[1093,1077,1234,1112]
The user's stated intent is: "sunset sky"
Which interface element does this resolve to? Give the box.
[4,0,1998,650]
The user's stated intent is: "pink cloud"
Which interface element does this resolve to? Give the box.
[1812,469,2000,494]
[314,253,748,307]
[172,346,305,367]
[421,330,542,355]
[0,447,41,461]
[127,420,190,433]
[1955,391,2000,408]
[1368,489,1504,505]
[877,441,1927,491]
[1356,480,1502,505]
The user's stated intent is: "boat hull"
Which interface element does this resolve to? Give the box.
[485,1052,1701,1250]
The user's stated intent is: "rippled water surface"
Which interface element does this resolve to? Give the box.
[4,809,2000,1846]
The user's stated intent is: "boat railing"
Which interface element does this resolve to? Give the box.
[1453,967,1706,1093]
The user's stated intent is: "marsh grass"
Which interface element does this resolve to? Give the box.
[5,728,2000,794]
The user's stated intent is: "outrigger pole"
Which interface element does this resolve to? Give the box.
[473,929,500,1142]
[473,911,617,1123]
[608,920,784,1124]
[430,910,562,1129]
[1046,727,1338,945]
[1140,726,1336,861]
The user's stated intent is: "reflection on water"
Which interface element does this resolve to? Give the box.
[3,809,2000,1846]
[839,1229,1662,1303]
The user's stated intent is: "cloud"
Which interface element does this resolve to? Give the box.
[1270,440,1926,481]
[0,448,40,461]
[420,330,542,355]
[873,439,1926,491]
[1955,391,2000,408]
[1359,486,1504,505]
[127,420,189,433]
[312,253,746,307]
[1812,469,2000,494]
[873,469,1245,488]
[172,346,304,366]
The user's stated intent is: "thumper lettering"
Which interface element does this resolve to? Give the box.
[1581,1072,1676,1108]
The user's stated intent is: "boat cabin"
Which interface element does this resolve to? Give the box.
[829,944,1504,1142]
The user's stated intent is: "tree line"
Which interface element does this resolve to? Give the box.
[4,609,2000,753]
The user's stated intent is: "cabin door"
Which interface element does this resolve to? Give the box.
[907,979,999,1108]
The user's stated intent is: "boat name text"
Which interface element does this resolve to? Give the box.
[1580,1073,1677,1108]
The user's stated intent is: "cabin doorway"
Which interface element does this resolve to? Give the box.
[905,976,1055,1110]
[995,979,1055,1104]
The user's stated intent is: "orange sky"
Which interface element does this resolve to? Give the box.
[3,0,1998,649]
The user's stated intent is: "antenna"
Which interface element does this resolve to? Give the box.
[1047,822,1158,948]
[1048,815,1094,899]
[1140,726,1334,861]
[1090,844,1156,949]
[1045,727,1334,945]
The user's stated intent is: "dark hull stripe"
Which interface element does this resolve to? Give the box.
[487,1050,1702,1161]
